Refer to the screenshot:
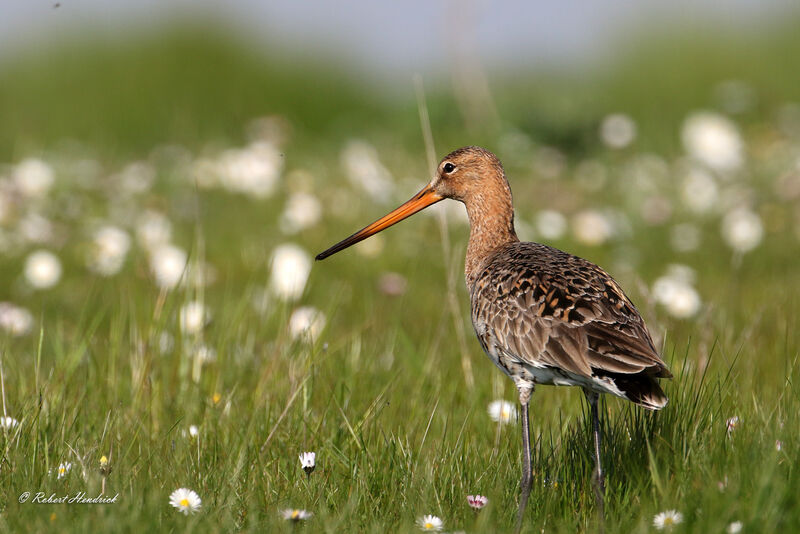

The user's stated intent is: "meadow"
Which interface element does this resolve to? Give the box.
[0,22,799,533]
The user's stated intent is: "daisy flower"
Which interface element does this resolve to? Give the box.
[417,515,444,531]
[467,494,489,510]
[726,416,739,434]
[169,488,202,515]
[653,510,683,530]
[281,509,312,522]
[0,416,19,429]
[299,451,316,475]
[487,400,517,424]
[56,462,71,479]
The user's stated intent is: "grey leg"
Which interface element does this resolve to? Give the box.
[586,390,606,526]
[515,387,534,534]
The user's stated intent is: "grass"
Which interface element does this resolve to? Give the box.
[1,20,799,533]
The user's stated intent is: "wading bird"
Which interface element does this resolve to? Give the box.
[316,146,671,529]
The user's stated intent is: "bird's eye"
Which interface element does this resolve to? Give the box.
[443,162,455,173]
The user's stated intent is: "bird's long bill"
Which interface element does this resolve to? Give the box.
[315,185,443,260]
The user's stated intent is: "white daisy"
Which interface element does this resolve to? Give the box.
[179,301,209,335]
[682,111,743,172]
[467,494,489,510]
[270,244,311,301]
[0,302,33,336]
[0,416,19,429]
[288,307,326,341]
[721,208,763,253]
[299,451,316,475]
[149,244,187,289]
[726,416,740,434]
[488,400,517,424]
[416,514,444,531]
[653,510,683,530]
[24,250,62,289]
[169,488,202,515]
[56,462,72,479]
[281,508,312,521]
[13,158,54,198]
[88,225,131,276]
[600,113,637,149]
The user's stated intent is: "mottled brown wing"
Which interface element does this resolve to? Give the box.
[470,242,671,380]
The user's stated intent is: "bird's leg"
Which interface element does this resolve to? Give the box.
[585,390,606,525]
[514,386,534,534]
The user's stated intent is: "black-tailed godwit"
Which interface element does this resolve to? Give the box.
[316,146,671,529]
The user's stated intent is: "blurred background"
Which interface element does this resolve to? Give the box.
[1,0,800,387]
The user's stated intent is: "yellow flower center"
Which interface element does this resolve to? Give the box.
[664,517,674,525]
[291,510,300,519]
[212,392,221,404]
[59,467,66,474]
[425,523,433,529]
[180,498,190,507]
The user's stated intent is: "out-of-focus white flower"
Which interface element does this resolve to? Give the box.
[341,140,394,204]
[281,509,312,522]
[653,510,683,530]
[279,192,322,234]
[288,306,326,341]
[670,223,701,253]
[136,211,172,251]
[24,250,62,289]
[18,213,54,243]
[726,521,743,534]
[572,210,613,246]
[0,416,19,429]
[88,226,131,276]
[192,344,217,363]
[354,233,384,258]
[188,425,199,438]
[536,210,567,240]
[682,167,719,214]
[179,301,209,335]
[299,451,316,475]
[682,111,744,172]
[116,161,155,194]
[721,208,763,253]
[416,514,444,531]
[0,302,34,336]
[574,160,608,192]
[652,266,701,319]
[488,400,517,424]
[533,146,566,179]
[169,488,201,515]
[149,244,187,289]
[776,440,783,451]
[270,244,311,301]
[216,142,282,199]
[600,113,637,149]
[641,195,672,225]
[378,272,408,297]
[13,158,54,197]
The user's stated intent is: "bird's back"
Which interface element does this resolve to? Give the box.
[469,241,671,409]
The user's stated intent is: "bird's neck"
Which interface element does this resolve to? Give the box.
[463,188,519,289]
